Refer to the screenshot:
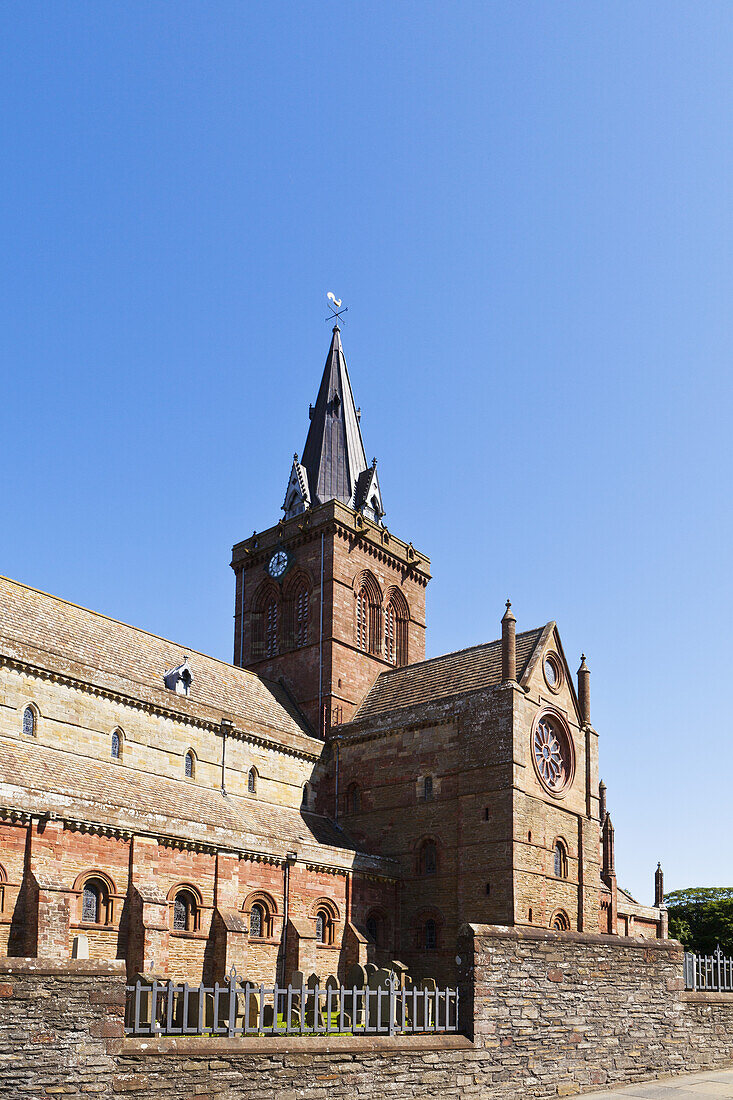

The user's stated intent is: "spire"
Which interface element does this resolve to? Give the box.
[284,326,384,522]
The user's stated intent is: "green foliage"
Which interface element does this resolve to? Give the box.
[665,888,733,954]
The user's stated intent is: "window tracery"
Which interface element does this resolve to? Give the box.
[554,839,568,879]
[22,706,36,737]
[172,888,199,932]
[80,877,111,926]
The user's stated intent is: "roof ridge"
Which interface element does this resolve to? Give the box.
[370,625,547,681]
[0,572,262,684]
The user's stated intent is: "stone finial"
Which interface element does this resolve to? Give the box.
[655,862,665,908]
[577,654,591,727]
[599,779,607,822]
[501,600,516,682]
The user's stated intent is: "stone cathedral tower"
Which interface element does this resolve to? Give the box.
[231,325,430,736]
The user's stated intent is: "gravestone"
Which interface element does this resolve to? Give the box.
[345,962,366,1026]
[71,934,89,959]
[368,966,393,1028]
[418,976,437,1028]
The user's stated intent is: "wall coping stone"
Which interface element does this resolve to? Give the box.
[460,922,682,952]
[0,957,126,976]
[123,1034,473,1056]
[681,992,733,1005]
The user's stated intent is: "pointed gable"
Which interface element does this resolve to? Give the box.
[291,325,383,520]
[283,454,311,519]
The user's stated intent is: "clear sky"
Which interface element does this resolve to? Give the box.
[2,3,731,904]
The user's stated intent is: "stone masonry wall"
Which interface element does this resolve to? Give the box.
[0,958,124,1099]
[5,931,733,1100]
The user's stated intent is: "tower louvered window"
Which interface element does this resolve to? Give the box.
[384,603,396,663]
[265,600,278,657]
[356,590,367,651]
[295,587,309,647]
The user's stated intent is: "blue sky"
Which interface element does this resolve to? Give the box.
[2,3,731,903]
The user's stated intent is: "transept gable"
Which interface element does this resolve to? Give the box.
[520,621,583,728]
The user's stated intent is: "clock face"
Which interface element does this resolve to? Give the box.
[267,549,290,579]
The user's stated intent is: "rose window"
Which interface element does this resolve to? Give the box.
[533,715,572,793]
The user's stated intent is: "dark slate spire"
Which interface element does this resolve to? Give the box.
[283,326,384,522]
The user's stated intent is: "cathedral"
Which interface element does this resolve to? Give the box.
[0,324,665,988]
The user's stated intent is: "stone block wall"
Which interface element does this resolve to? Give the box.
[0,958,124,1099]
[5,931,733,1100]
[458,924,733,1092]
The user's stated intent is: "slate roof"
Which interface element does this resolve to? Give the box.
[0,575,314,748]
[0,735,383,870]
[352,628,545,721]
[300,326,382,515]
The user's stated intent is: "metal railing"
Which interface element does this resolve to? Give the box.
[125,967,460,1038]
[684,946,733,992]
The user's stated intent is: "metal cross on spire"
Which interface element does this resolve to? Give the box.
[325,291,348,325]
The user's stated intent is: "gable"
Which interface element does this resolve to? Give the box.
[519,622,581,725]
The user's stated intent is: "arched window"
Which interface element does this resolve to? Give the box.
[315,908,333,944]
[423,775,433,802]
[22,706,36,737]
[252,583,281,659]
[346,783,361,814]
[184,750,195,779]
[81,877,110,925]
[551,909,570,932]
[172,888,199,932]
[383,588,409,666]
[419,840,437,876]
[356,589,368,651]
[286,578,310,649]
[554,840,568,879]
[354,571,381,654]
[248,767,257,794]
[313,900,337,945]
[111,730,122,760]
[384,601,396,664]
[265,598,278,657]
[365,909,386,946]
[424,919,437,950]
[301,783,309,809]
[244,892,276,939]
[250,903,264,938]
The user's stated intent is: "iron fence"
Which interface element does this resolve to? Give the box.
[684,946,733,992]
[125,968,459,1038]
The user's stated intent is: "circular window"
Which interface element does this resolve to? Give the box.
[532,712,574,795]
[543,653,562,692]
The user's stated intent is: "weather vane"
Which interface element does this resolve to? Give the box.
[326,291,348,325]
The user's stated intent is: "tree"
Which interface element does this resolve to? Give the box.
[665,888,733,955]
